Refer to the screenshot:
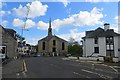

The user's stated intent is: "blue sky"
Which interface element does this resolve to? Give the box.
[0,0,119,45]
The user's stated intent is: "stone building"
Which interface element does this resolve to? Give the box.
[0,25,17,58]
[38,19,68,56]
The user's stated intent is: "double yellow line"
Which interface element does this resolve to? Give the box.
[22,60,27,72]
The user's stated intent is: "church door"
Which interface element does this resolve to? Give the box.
[52,48,57,56]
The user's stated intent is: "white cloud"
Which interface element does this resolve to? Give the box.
[26,38,40,45]
[13,1,48,18]
[85,0,119,2]
[13,18,24,27]
[37,21,48,30]
[57,0,70,7]
[26,28,85,45]
[12,18,35,29]
[0,10,5,16]
[1,20,8,26]
[25,19,36,29]
[37,7,104,31]
[0,1,2,8]
[0,10,11,17]
[7,11,11,14]
[57,28,85,43]
[112,16,120,33]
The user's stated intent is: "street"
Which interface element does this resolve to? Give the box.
[2,57,120,79]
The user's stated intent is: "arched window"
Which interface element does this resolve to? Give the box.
[62,42,65,50]
[42,42,45,50]
[53,40,56,46]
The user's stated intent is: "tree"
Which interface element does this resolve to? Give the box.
[16,34,26,47]
[16,34,25,42]
[68,37,83,56]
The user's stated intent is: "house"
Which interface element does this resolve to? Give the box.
[38,19,68,56]
[0,25,17,59]
[82,23,120,61]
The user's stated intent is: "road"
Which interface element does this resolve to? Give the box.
[2,57,120,79]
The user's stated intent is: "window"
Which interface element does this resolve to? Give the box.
[94,47,99,53]
[94,37,98,44]
[106,37,114,50]
[53,40,56,46]
[107,45,109,50]
[106,36,114,44]
[42,42,45,50]
[62,42,65,50]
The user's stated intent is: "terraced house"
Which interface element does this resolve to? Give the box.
[82,23,120,62]
[0,25,17,59]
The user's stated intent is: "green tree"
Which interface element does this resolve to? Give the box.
[68,37,83,56]
[16,34,26,47]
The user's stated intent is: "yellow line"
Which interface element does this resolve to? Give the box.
[23,60,27,72]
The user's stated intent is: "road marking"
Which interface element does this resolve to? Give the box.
[21,60,28,78]
[22,60,27,72]
[81,69,112,79]
[109,66,118,73]
[73,72,90,78]
[22,71,27,78]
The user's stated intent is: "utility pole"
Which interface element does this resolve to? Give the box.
[20,3,31,53]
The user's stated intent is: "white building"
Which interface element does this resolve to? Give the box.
[82,23,120,61]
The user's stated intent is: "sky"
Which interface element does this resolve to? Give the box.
[0,0,119,45]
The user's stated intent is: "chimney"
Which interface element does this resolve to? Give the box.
[104,23,110,31]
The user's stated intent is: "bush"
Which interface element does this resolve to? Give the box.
[104,56,113,62]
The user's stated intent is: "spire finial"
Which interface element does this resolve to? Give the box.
[49,18,51,28]
[48,18,52,36]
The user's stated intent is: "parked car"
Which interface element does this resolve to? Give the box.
[65,54,71,57]
[33,54,40,57]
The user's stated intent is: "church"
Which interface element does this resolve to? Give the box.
[38,19,68,56]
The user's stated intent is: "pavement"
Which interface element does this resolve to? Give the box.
[2,58,23,78]
[67,56,120,67]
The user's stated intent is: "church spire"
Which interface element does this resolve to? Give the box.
[49,18,51,28]
[48,18,52,36]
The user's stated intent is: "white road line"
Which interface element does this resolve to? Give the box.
[22,71,27,78]
[100,64,119,73]
[81,69,112,79]
[109,66,118,73]
[73,72,90,78]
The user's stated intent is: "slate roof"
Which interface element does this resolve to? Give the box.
[0,25,17,40]
[83,27,120,38]
[38,35,68,42]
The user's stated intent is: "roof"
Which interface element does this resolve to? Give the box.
[0,25,17,40]
[38,35,68,42]
[84,27,120,38]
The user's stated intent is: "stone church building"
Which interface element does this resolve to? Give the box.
[38,19,68,56]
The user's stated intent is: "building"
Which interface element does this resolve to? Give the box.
[82,23,120,61]
[38,19,68,56]
[0,25,17,59]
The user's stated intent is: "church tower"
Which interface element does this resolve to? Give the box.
[48,18,52,36]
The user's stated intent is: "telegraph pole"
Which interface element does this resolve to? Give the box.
[20,3,31,53]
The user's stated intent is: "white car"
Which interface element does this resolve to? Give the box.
[0,53,5,59]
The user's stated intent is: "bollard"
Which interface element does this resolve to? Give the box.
[77,56,79,60]
[92,64,95,69]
